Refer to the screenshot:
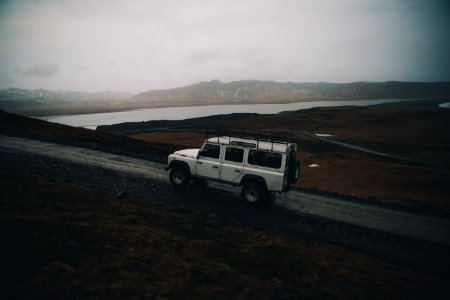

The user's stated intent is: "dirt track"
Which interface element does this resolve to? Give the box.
[1,135,449,246]
[301,131,450,169]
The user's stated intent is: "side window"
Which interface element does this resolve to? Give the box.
[225,147,244,163]
[199,143,220,159]
[248,150,282,169]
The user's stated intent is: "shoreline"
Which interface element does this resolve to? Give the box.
[27,98,442,131]
[13,97,432,117]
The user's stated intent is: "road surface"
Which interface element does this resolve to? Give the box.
[1,134,449,246]
[302,131,450,169]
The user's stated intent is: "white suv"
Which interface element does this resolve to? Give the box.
[166,131,300,204]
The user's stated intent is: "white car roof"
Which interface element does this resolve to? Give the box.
[206,136,294,153]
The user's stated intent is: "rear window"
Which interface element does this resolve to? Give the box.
[248,150,282,169]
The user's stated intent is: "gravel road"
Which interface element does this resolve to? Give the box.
[302,131,450,169]
[1,134,449,247]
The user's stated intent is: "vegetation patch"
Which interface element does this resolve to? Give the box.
[1,172,448,299]
[0,109,181,163]
[129,105,450,215]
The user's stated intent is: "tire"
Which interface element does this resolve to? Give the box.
[241,183,266,205]
[169,167,190,188]
[288,161,300,183]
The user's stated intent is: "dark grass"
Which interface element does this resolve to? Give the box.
[2,109,450,298]
[0,109,181,163]
[1,172,448,299]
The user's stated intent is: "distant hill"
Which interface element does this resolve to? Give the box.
[0,88,132,114]
[132,80,450,104]
[1,81,449,115]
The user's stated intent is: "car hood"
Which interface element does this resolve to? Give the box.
[174,148,200,158]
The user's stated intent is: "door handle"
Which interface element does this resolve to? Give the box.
[234,169,241,173]
[212,166,219,169]
[197,161,203,164]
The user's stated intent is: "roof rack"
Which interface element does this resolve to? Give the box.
[206,129,298,146]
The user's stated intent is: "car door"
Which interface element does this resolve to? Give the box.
[196,143,221,179]
[220,146,244,183]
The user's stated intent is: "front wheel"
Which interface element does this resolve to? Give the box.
[169,167,190,188]
[241,183,266,205]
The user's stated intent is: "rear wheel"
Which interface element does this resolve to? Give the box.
[288,161,300,183]
[241,183,266,205]
[169,167,190,188]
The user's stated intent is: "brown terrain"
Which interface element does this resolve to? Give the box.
[1,103,450,299]
[2,171,447,299]
[129,102,450,216]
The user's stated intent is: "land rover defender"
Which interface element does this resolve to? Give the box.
[166,131,300,204]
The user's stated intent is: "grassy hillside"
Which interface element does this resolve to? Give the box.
[1,109,449,298]
[1,172,448,299]
[128,104,450,216]
[0,109,180,163]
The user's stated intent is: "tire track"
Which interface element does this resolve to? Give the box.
[1,135,449,246]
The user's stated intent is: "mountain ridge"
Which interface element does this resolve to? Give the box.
[1,80,449,115]
[132,80,450,103]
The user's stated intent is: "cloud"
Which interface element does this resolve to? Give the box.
[183,48,231,66]
[14,63,59,77]
[78,65,89,72]
[1,0,449,92]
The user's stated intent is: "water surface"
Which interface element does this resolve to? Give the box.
[36,99,419,129]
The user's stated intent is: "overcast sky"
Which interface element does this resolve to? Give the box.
[0,0,449,93]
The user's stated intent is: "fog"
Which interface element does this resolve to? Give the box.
[0,0,449,93]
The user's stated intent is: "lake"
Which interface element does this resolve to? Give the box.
[36,99,418,129]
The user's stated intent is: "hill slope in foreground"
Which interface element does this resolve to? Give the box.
[1,108,449,299]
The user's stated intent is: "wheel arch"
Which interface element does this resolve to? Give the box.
[240,174,268,191]
[168,160,192,174]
